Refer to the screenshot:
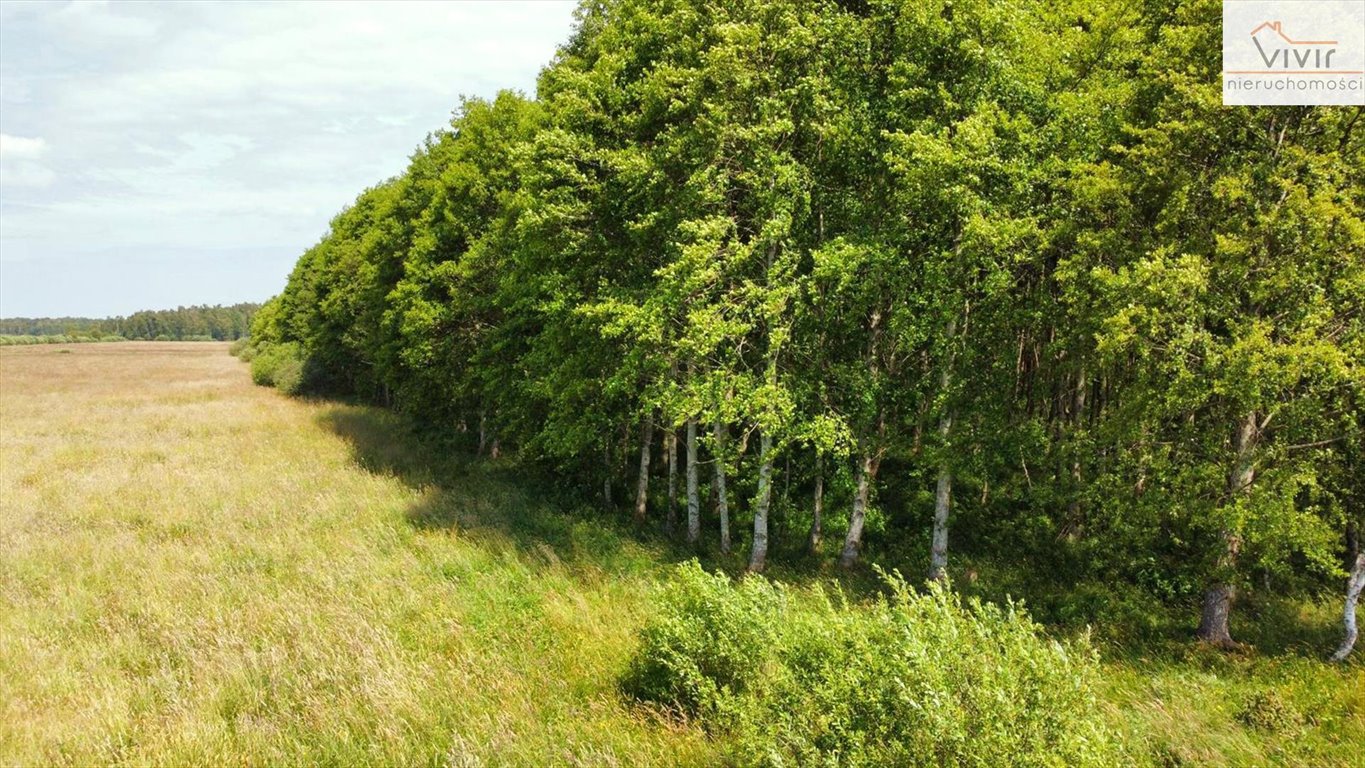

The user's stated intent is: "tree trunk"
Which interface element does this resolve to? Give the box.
[634,414,653,525]
[928,316,956,582]
[1197,411,1257,648]
[478,411,487,456]
[686,417,699,545]
[1063,367,1087,540]
[749,430,773,572]
[808,454,823,554]
[1331,551,1365,661]
[928,413,954,582]
[665,427,678,535]
[714,419,730,554]
[602,443,613,508]
[839,452,877,568]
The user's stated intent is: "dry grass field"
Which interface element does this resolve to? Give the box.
[0,342,713,766]
[2,342,1362,767]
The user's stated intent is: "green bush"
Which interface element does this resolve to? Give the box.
[249,342,306,395]
[626,562,1121,767]
[625,566,783,720]
[1236,689,1302,732]
[228,338,250,358]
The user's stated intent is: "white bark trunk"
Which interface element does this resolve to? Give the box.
[839,453,875,568]
[1198,411,1256,647]
[714,420,730,554]
[1064,368,1087,539]
[665,427,678,535]
[928,414,953,582]
[809,454,823,554]
[928,316,956,582]
[1331,552,1365,661]
[748,430,773,572]
[686,417,699,544]
[634,414,653,525]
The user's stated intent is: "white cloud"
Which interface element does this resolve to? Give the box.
[0,133,47,159]
[0,134,54,188]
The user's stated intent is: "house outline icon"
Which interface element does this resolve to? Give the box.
[1249,20,1337,46]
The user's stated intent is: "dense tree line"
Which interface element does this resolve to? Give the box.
[247,0,1363,647]
[0,303,259,342]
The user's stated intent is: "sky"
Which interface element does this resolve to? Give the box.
[0,0,578,318]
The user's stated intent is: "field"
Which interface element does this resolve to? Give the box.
[0,343,713,765]
[1,343,1361,766]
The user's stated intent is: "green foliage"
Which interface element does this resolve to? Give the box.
[249,342,305,395]
[228,337,250,358]
[627,563,1122,766]
[243,0,1363,652]
[625,565,782,719]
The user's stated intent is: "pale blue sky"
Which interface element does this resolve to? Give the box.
[0,0,577,318]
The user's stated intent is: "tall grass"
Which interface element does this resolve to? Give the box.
[1,343,1360,766]
[0,343,712,766]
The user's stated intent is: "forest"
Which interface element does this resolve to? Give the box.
[246,0,1362,651]
[0,302,259,344]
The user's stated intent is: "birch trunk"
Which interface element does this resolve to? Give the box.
[748,430,773,572]
[634,414,653,525]
[665,427,678,535]
[839,453,877,568]
[1197,411,1257,648]
[928,317,956,582]
[1331,551,1365,661]
[1063,368,1087,540]
[686,417,699,545]
[714,419,730,554]
[808,454,823,554]
[928,457,953,581]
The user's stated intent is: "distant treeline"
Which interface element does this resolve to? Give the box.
[0,303,259,344]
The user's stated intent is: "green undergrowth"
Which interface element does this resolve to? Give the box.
[625,562,1124,767]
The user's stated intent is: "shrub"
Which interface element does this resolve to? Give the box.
[625,562,1122,767]
[1236,689,1302,732]
[228,338,250,358]
[624,565,783,720]
[249,342,306,395]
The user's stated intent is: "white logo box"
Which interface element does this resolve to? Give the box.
[1223,0,1365,105]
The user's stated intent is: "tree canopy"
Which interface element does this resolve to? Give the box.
[246,0,1364,647]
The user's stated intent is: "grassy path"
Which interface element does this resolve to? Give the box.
[0,343,712,766]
